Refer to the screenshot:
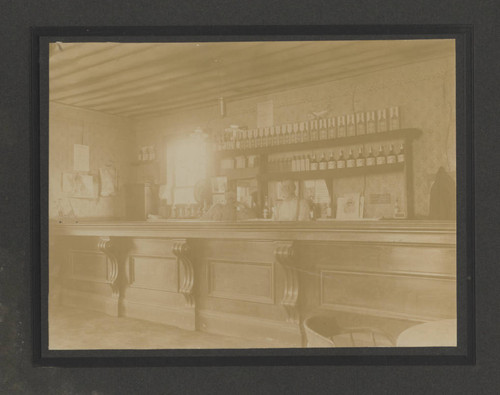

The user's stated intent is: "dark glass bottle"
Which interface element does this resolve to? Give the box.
[397,143,405,163]
[310,120,319,141]
[319,119,328,140]
[319,152,327,170]
[376,145,386,165]
[327,152,336,169]
[356,147,365,167]
[337,150,346,169]
[346,148,356,168]
[366,147,376,166]
[386,144,396,164]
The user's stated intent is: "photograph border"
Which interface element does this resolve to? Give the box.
[32,25,474,367]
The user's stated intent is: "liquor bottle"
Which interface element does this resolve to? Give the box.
[239,130,245,151]
[337,150,346,169]
[319,119,328,140]
[269,127,275,146]
[259,128,264,147]
[327,117,336,140]
[327,152,336,169]
[285,124,292,145]
[245,129,252,149]
[280,124,287,145]
[337,115,346,138]
[275,126,281,146]
[356,112,366,135]
[254,129,261,148]
[356,147,365,167]
[397,143,405,163]
[346,114,356,137]
[346,148,356,168]
[231,129,237,150]
[287,156,293,171]
[292,123,299,144]
[319,152,328,170]
[389,106,400,130]
[386,144,397,164]
[310,120,319,141]
[376,145,386,165]
[366,147,376,166]
[263,127,269,147]
[302,122,310,142]
[305,153,312,171]
[377,109,388,133]
[292,155,297,172]
[299,154,306,172]
[235,130,241,150]
[221,130,227,151]
[366,111,377,134]
[263,197,269,219]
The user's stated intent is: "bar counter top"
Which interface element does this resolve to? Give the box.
[50,219,456,245]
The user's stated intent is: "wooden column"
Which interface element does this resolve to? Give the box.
[97,236,120,316]
[274,241,299,323]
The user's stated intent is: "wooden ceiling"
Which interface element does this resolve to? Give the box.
[49,40,454,120]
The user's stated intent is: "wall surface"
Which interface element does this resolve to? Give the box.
[49,102,135,219]
[134,55,456,217]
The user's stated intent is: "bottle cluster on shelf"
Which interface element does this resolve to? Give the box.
[214,106,401,151]
[267,143,405,173]
[220,155,259,170]
[137,145,156,161]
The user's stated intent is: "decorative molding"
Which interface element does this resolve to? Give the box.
[274,241,298,323]
[97,236,119,297]
[172,239,195,307]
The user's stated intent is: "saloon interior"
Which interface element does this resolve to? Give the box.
[48,39,457,349]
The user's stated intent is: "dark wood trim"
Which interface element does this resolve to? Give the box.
[51,220,457,245]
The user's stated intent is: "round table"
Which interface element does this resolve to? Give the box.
[396,319,457,347]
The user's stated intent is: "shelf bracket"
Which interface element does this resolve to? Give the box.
[172,239,195,307]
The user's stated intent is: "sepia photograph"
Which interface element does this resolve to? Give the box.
[47,38,458,351]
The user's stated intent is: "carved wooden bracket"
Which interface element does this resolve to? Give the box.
[274,241,299,323]
[98,236,119,297]
[172,239,195,307]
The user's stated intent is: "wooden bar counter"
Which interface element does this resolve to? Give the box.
[50,220,456,347]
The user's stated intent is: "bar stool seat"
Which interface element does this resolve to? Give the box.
[304,315,395,347]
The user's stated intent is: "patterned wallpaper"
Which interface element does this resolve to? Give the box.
[135,55,456,217]
[49,102,135,219]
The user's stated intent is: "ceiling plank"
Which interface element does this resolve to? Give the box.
[105,43,451,117]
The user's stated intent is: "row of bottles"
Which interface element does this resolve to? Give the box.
[262,195,333,220]
[267,143,405,173]
[137,145,156,161]
[215,107,401,151]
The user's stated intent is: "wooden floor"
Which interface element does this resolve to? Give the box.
[49,306,286,350]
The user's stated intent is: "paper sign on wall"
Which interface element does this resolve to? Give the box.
[73,144,89,172]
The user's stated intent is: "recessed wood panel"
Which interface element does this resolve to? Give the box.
[320,270,456,320]
[70,250,108,283]
[129,255,179,292]
[208,259,274,304]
